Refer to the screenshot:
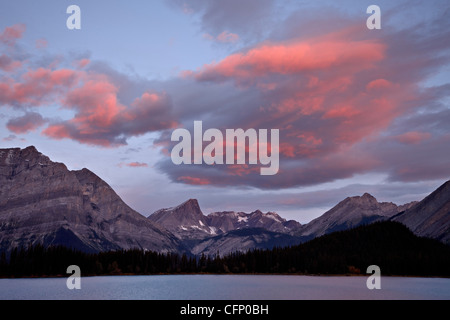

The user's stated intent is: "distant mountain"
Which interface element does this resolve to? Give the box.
[148,200,303,254]
[148,201,301,240]
[0,146,181,254]
[149,199,215,239]
[299,193,417,239]
[392,180,450,245]
[206,210,302,235]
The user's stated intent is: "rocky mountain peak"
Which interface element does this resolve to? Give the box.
[0,146,181,254]
[362,192,375,200]
[152,199,203,220]
[177,199,202,215]
[22,145,40,155]
[148,199,211,239]
[344,193,378,206]
[300,192,403,238]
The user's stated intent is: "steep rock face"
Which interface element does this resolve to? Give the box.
[148,199,214,239]
[0,146,180,253]
[299,193,408,238]
[393,180,450,245]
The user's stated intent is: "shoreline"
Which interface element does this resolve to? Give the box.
[2,272,450,280]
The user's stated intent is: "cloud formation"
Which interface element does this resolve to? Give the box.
[203,31,239,43]
[167,0,275,41]
[0,31,178,147]
[192,38,385,84]
[155,7,450,189]
[118,162,149,168]
[7,111,46,134]
[0,24,25,47]
[1,2,450,191]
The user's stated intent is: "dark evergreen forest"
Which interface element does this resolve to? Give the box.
[1,222,449,278]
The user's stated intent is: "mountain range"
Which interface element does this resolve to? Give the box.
[148,199,303,255]
[0,146,449,257]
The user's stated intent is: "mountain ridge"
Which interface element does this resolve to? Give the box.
[298,192,418,239]
[1,146,448,257]
[148,201,303,238]
[0,146,182,254]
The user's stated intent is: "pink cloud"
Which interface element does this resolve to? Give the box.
[42,86,175,147]
[119,162,149,168]
[0,24,26,46]
[0,54,22,72]
[192,38,385,84]
[178,176,211,185]
[0,25,177,148]
[395,131,432,145]
[366,78,392,91]
[64,77,125,130]
[0,49,176,147]
[204,31,239,43]
[40,84,176,147]
[226,164,260,177]
[322,105,361,119]
[42,124,71,140]
[0,68,80,106]
[76,59,90,68]
[35,38,48,49]
[217,31,239,43]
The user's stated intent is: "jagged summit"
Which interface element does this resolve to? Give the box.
[149,199,302,242]
[22,145,39,154]
[152,199,203,219]
[1,145,41,158]
[1,145,46,163]
[149,199,211,239]
[176,199,202,213]
[343,193,382,205]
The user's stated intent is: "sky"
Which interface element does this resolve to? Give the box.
[0,0,449,224]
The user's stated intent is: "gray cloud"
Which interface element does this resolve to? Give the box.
[7,112,47,134]
[166,0,277,41]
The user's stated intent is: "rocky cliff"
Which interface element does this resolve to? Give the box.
[0,146,181,254]
[392,180,450,245]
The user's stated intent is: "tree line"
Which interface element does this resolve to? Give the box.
[1,221,449,278]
